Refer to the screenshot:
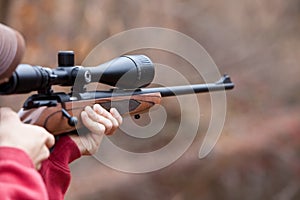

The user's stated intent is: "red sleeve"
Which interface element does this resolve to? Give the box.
[0,147,48,200]
[39,135,81,200]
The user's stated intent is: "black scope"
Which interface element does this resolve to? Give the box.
[0,53,155,95]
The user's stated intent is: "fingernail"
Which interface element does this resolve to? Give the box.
[110,108,117,115]
[94,104,103,114]
[85,106,93,114]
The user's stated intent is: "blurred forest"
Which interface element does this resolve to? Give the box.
[1,0,300,199]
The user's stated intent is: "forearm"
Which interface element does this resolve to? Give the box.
[39,135,81,200]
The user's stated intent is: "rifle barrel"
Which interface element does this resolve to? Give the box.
[80,75,234,100]
[140,75,234,97]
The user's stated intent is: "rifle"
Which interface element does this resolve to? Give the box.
[0,51,234,135]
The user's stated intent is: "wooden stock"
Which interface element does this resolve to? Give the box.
[18,92,161,135]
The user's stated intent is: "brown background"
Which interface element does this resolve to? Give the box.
[1,0,300,199]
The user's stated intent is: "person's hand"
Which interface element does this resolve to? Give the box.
[0,107,55,169]
[69,104,122,155]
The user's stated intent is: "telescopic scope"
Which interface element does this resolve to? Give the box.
[0,51,155,95]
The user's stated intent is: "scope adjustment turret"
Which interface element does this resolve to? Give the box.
[58,51,75,67]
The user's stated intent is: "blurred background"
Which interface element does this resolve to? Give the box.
[1,0,300,199]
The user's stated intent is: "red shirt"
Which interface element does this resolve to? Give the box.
[0,147,48,199]
[40,135,81,200]
[0,135,81,200]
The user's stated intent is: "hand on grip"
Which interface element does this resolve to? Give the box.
[69,104,122,155]
[0,107,55,169]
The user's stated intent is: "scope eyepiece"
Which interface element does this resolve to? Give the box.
[0,64,50,94]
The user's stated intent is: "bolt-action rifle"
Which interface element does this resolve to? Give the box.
[0,51,234,135]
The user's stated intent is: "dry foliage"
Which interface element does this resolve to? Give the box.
[1,0,300,199]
